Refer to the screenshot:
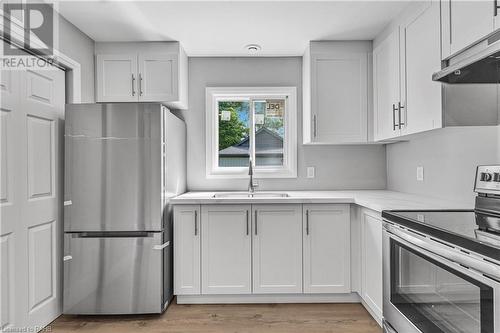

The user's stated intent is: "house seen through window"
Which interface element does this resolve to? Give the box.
[218,99,285,168]
[206,87,297,178]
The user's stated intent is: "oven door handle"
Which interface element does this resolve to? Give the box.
[386,224,500,280]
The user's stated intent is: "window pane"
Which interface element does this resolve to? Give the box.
[218,100,250,167]
[254,99,285,166]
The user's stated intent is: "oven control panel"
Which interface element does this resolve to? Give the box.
[475,165,500,194]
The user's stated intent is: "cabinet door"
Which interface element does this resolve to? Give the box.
[373,29,401,141]
[201,205,251,294]
[252,204,302,294]
[361,209,383,321]
[303,204,350,294]
[96,54,137,102]
[173,205,200,295]
[311,53,368,143]
[401,1,443,136]
[138,53,178,102]
[447,0,496,56]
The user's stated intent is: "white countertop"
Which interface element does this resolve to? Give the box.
[170,190,469,213]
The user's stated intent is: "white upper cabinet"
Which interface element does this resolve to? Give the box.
[441,0,497,59]
[373,29,401,141]
[303,204,350,294]
[252,204,303,294]
[303,42,371,144]
[201,205,252,295]
[373,0,443,141]
[95,42,188,109]
[400,0,443,136]
[138,53,178,102]
[96,54,137,102]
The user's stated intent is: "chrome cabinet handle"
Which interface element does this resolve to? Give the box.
[139,73,143,96]
[153,241,170,250]
[194,210,198,236]
[398,102,405,128]
[254,210,258,235]
[246,210,249,236]
[392,104,398,130]
[63,255,72,262]
[313,115,317,138]
[131,74,136,96]
[306,210,310,235]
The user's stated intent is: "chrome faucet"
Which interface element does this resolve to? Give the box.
[248,159,258,193]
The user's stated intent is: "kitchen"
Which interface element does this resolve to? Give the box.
[0,1,499,333]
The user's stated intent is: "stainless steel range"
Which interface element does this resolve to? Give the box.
[382,165,500,333]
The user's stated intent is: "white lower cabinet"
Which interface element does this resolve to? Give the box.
[252,204,303,294]
[173,205,201,295]
[174,203,355,298]
[201,205,252,294]
[360,208,383,322]
[303,204,351,294]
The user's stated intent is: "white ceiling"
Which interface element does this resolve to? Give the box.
[56,1,410,56]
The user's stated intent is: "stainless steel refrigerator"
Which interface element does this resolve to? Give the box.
[62,103,186,315]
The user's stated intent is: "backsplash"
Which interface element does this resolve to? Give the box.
[386,126,500,206]
[183,57,387,191]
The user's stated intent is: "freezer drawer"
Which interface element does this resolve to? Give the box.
[63,232,166,314]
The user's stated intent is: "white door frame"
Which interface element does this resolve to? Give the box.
[0,7,82,103]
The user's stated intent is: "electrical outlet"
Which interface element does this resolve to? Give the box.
[416,166,424,181]
[307,167,315,178]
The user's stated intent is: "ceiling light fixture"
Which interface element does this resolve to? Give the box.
[245,44,262,54]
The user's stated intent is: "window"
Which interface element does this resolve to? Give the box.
[206,87,297,178]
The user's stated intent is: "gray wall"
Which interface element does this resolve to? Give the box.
[184,57,387,191]
[386,126,499,206]
[57,15,95,102]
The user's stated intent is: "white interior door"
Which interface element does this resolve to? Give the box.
[1,68,20,332]
[303,204,350,294]
[1,68,65,331]
[96,54,137,102]
[252,204,303,294]
[138,53,178,102]
[201,205,251,294]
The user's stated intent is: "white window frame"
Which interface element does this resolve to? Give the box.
[206,87,297,179]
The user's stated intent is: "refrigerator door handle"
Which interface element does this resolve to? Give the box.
[70,231,155,238]
[153,241,170,251]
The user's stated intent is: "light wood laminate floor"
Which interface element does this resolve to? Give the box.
[49,300,382,333]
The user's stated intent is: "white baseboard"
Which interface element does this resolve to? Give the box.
[360,298,382,327]
[176,293,360,304]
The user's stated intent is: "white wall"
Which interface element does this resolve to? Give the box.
[57,15,95,102]
[386,126,499,206]
[184,57,387,191]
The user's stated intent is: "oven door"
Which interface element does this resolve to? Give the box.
[382,222,500,333]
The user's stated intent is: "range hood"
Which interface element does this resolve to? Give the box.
[433,30,500,83]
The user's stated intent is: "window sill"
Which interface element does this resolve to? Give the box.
[206,167,297,179]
